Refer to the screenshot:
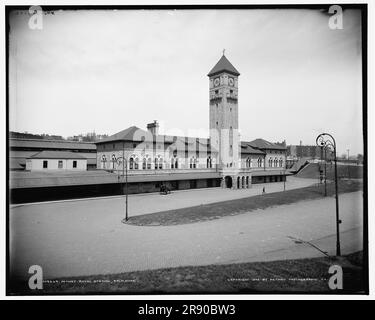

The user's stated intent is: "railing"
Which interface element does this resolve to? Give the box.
[111,168,218,176]
[226,93,238,100]
[106,165,286,175]
[210,93,223,100]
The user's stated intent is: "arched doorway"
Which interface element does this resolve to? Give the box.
[224,176,232,188]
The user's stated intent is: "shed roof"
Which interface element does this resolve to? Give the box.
[10,138,96,151]
[28,151,86,159]
[10,170,221,189]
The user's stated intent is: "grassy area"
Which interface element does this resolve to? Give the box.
[297,162,363,180]
[10,251,365,295]
[125,179,362,226]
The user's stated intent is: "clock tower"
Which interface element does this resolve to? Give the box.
[208,53,240,170]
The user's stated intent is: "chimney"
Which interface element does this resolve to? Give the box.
[147,120,159,136]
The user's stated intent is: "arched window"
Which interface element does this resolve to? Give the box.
[171,156,178,169]
[147,158,151,170]
[207,156,212,168]
[134,157,139,170]
[129,157,134,170]
[258,157,263,167]
[142,158,146,170]
[274,159,278,167]
[229,127,233,156]
[111,154,116,169]
[269,158,273,167]
[155,157,158,169]
[101,155,107,169]
[279,158,283,167]
[190,157,197,169]
[246,157,251,168]
[159,158,163,169]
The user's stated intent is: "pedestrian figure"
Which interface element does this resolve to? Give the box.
[262,186,266,194]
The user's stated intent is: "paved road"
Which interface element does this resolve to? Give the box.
[10,181,363,280]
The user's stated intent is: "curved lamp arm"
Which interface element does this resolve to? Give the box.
[316,133,336,151]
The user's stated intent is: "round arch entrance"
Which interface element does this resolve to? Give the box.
[224,176,233,188]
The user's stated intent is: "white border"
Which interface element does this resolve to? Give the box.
[1,0,373,300]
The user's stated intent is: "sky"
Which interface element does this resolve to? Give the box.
[8,8,363,156]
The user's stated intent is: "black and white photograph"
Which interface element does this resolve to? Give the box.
[5,3,368,297]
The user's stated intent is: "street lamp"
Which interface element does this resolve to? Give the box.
[316,133,341,256]
[280,170,286,191]
[347,149,350,179]
[324,146,327,197]
[113,149,129,222]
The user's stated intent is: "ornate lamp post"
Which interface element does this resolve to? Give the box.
[324,146,328,197]
[316,133,341,256]
[113,153,129,222]
[347,149,350,179]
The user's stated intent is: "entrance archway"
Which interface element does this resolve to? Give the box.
[224,176,233,188]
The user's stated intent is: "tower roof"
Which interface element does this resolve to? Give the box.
[207,54,240,77]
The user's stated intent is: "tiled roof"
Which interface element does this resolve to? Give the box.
[28,151,86,159]
[248,138,286,150]
[95,127,213,151]
[95,126,149,144]
[240,142,265,155]
[208,54,240,77]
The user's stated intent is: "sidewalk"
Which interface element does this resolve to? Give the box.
[12,176,317,217]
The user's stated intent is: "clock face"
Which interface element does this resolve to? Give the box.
[214,78,220,87]
[228,77,234,86]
